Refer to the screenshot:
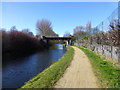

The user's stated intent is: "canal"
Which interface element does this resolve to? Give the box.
[2,44,67,88]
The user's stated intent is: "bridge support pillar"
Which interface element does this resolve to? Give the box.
[67,40,71,45]
[46,40,49,45]
[43,39,49,45]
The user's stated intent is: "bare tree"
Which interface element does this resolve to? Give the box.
[86,21,91,34]
[109,19,120,46]
[73,26,83,34]
[22,28,30,33]
[93,27,99,34]
[36,19,58,37]
[73,25,86,39]
[10,26,17,31]
[28,32,34,36]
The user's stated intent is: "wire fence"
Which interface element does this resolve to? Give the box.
[96,8,118,33]
[75,4,120,62]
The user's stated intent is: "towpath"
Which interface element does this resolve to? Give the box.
[54,46,98,88]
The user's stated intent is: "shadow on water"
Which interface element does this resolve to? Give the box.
[2,44,67,88]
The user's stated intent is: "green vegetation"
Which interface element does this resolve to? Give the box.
[77,46,120,88]
[83,35,89,40]
[21,47,74,88]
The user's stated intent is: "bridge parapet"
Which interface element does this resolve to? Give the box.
[43,36,71,40]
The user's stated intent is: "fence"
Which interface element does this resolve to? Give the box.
[75,2,120,62]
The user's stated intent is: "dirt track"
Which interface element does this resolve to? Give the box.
[54,46,98,88]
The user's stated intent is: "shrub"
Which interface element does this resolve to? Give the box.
[83,35,89,40]
[2,30,47,53]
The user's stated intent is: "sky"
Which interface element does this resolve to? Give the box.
[1,2,118,36]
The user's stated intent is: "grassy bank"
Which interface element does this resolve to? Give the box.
[77,46,120,88]
[21,46,74,88]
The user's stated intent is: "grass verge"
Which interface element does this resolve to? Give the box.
[21,46,74,88]
[76,46,120,88]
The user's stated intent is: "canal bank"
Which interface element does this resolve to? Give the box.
[2,44,67,88]
[21,46,74,88]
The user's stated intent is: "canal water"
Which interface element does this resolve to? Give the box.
[2,44,67,88]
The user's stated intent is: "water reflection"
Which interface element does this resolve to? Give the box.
[2,44,66,88]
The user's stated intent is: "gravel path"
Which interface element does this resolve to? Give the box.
[54,46,98,88]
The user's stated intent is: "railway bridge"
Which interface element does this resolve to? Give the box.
[42,36,72,45]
